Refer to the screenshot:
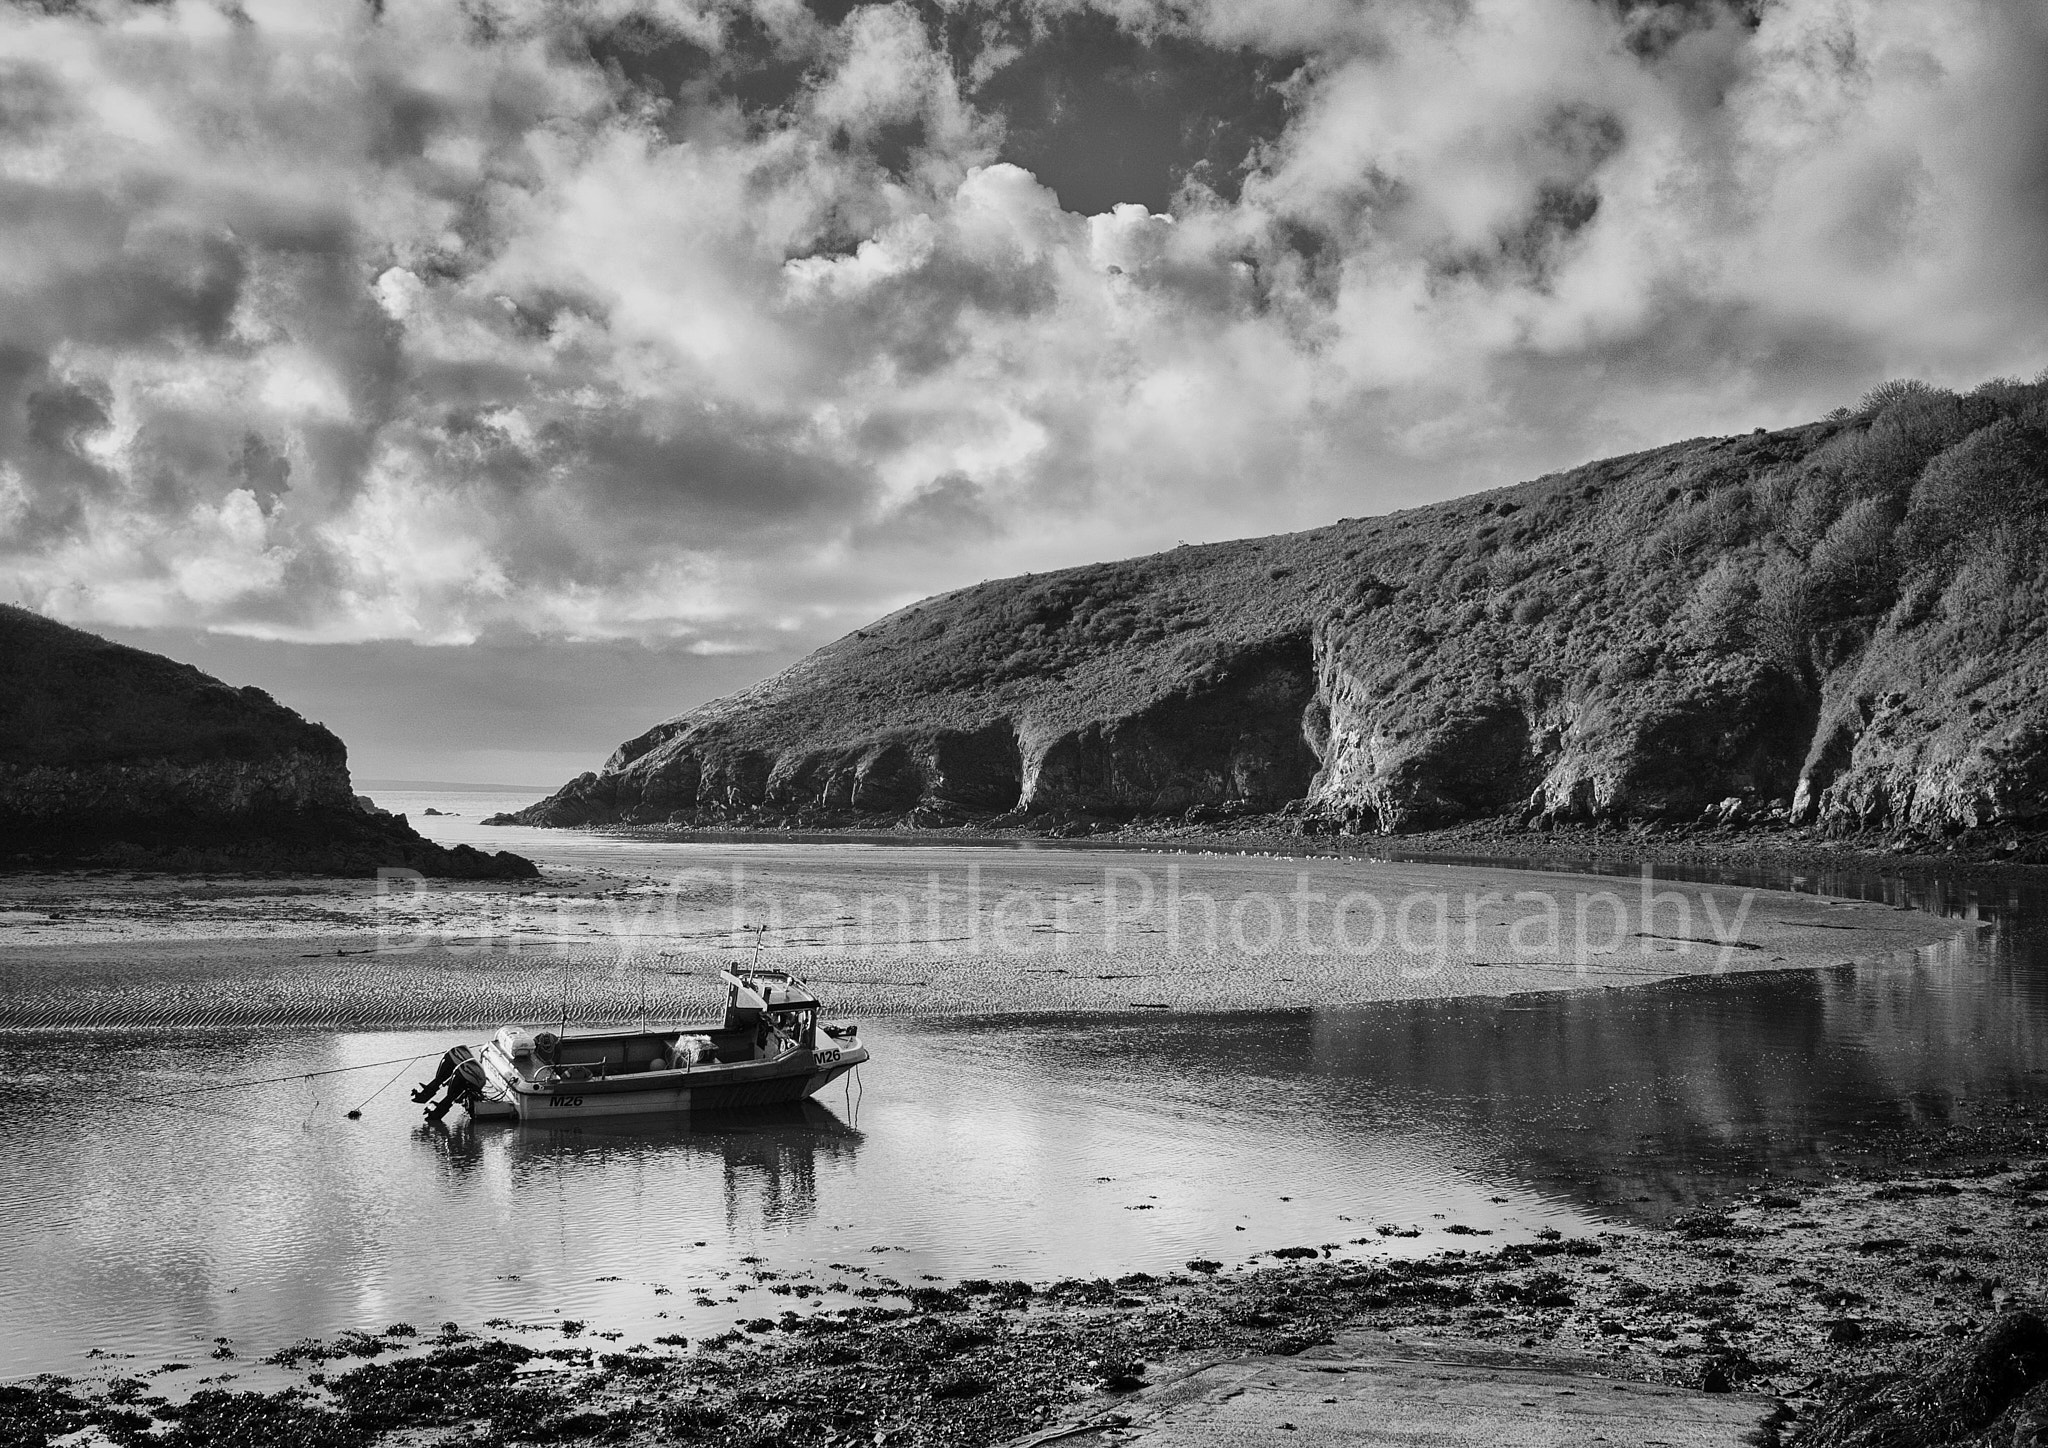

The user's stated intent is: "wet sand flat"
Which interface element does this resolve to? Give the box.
[0,842,1971,1028]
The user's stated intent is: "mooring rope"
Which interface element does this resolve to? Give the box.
[148,1050,444,1099]
[345,1053,430,1120]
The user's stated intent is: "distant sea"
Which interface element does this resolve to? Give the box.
[353,780,555,850]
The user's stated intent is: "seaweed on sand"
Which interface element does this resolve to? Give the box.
[0,1380,90,1448]
[1803,1312,2048,1448]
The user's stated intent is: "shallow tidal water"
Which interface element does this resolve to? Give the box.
[3,842,2043,1383]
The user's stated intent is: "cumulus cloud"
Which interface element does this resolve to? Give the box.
[0,0,2044,649]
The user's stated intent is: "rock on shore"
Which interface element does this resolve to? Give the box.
[497,379,2048,847]
[1,606,535,879]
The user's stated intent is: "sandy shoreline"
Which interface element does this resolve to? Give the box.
[0,842,1975,1029]
[503,811,2048,877]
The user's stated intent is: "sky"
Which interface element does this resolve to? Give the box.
[4,0,2047,782]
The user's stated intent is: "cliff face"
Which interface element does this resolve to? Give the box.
[0,607,536,878]
[501,378,2048,844]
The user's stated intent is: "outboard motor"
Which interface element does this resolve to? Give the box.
[411,1046,469,1103]
[414,1045,488,1122]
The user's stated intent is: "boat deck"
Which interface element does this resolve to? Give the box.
[516,1025,763,1078]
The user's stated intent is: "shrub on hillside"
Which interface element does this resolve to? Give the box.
[1969,375,2042,410]
[1681,556,1760,651]
[1934,522,2048,653]
[1800,391,1993,523]
[1779,467,1849,554]
[1899,419,2048,567]
[1805,495,1901,620]
[1599,644,1658,685]
[1753,553,1813,671]
[1858,377,1943,414]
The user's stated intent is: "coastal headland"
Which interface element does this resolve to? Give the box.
[496,382,2048,862]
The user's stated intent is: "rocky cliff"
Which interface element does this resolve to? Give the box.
[498,377,2048,845]
[1,607,536,877]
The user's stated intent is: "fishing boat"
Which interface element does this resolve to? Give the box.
[413,967,867,1124]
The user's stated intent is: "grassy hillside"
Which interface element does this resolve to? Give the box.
[504,375,2048,843]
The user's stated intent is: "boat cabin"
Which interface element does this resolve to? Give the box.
[484,968,838,1084]
[721,966,823,1052]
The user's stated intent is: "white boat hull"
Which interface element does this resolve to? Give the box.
[479,1043,867,1123]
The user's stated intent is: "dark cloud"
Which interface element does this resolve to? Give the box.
[15,371,116,542]
[533,408,868,534]
[234,435,293,515]
[0,55,73,137]
[967,7,1298,212]
[853,470,1002,547]
[587,0,1298,203]
[0,183,246,349]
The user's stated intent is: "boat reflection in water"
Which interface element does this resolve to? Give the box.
[414,1099,864,1234]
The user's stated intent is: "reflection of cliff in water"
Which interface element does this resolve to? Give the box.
[1812,929,2047,1111]
[1302,918,2048,1217]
